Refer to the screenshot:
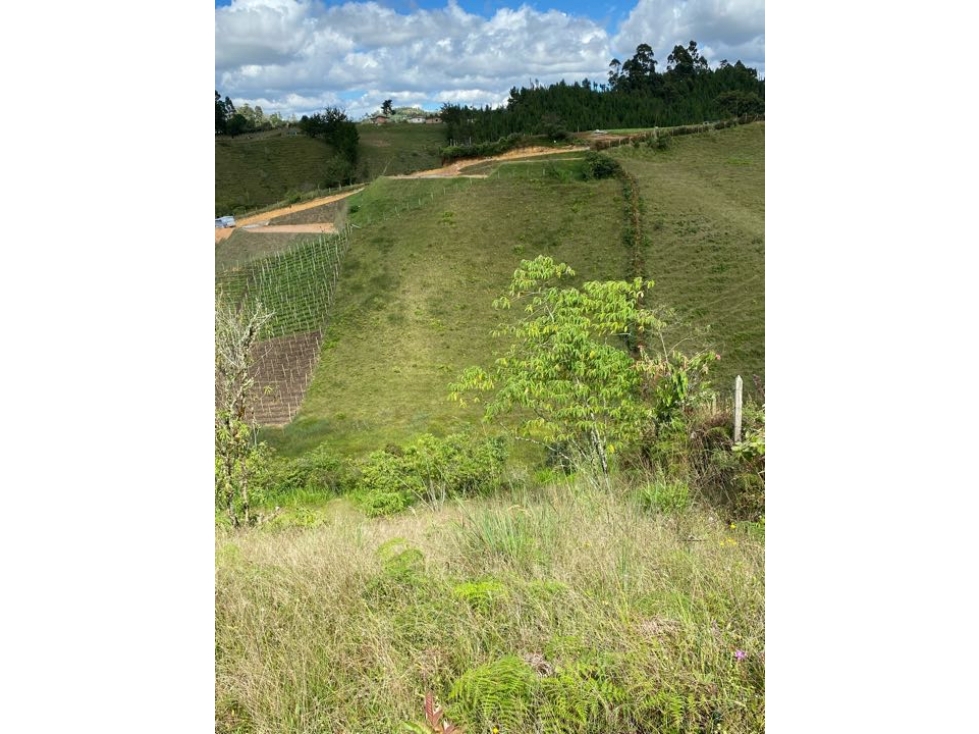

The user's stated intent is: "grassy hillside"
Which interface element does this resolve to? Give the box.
[613,123,765,394]
[216,123,446,217]
[356,122,445,179]
[263,158,627,457]
[215,123,766,734]
[230,123,763,459]
[215,132,342,216]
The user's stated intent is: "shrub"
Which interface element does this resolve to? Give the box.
[581,151,622,179]
[353,488,413,518]
[638,398,765,522]
[266,444,355,498]
[352,433,509,515]
[406,432,508,504]
[352,449,420,516]
[438,134,525,163]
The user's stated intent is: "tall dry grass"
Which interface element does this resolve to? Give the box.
[216,479,764,733]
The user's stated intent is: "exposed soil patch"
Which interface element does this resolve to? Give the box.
[267,200,343,226]
[216,189,364,242]
[389,145,590,179]
[240,223,337,235]
[247,330,323,426]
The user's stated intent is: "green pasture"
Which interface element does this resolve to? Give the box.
[226,123,764,457]
[612,122,765,395]
[261,158,626,457]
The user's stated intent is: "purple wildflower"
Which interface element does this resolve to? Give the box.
[734,650,746,661]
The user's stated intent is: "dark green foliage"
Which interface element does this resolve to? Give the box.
[298,107,359,183]
[633,398,765,522]
[438,42,762,145]
[225,113,248,138]
[714,89,765,117]
[582,151,622,180]
[215,90,235,135]
[648,132,672,150]
[263,444,354,499]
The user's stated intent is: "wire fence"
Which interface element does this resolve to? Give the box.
[216,228,352,426]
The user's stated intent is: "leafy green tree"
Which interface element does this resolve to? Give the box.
[381,99,394,116]
[225,113,248,137]
[296,106,359,183]
[667,40,708,76]
[619,43,659,93]
[450,256,662,481]
[607,58,622,89]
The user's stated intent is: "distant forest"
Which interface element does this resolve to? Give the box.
[439,40,764,144]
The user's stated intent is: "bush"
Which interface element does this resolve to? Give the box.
[581,151,622,180]
[352,433,509,515]
[637,399,765,522]
[647,133,672,151]
[267,444,355,498]
[405,432,508,504]
[353,487,413,518]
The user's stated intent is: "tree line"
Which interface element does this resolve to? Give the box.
[216,91,292,136]
[296,107,360,185]
[439,40,764,144]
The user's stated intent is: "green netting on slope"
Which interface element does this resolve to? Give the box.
[215,229,351,339]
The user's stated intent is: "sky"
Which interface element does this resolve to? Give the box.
[215,0,765,120]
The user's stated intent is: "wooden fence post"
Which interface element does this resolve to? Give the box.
[734,375,743,443]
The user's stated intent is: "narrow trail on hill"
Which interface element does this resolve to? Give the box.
[388,145,590,179]
[216,145,592,242]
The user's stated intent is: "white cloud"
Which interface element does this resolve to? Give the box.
[612,0,765,76]
[215,0,765,120]
[216,0,614,118]
[215,0,320,68]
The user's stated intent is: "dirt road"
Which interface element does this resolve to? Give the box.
[216,189,364,242]
[389,145,589,179]
[215,145,590,242]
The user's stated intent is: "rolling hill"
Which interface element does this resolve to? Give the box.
[215,121,764,458]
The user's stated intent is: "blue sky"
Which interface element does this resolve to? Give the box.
[215,0,764,120]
